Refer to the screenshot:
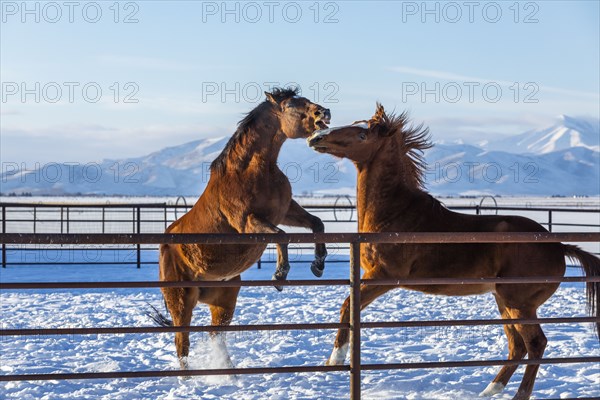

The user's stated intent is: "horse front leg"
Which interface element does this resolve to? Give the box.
[327,269,393,365]
[281,200,327,277]
[271,243,291,291]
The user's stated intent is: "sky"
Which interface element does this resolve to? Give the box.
[1,0,599,165]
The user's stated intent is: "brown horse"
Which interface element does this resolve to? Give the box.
[308,104,600,400]
[155,88,330,370]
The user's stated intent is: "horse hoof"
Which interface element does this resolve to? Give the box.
[310,258,325,277]
[479,382,505,397]
[325,357,342,366]
[326,344,348,366]
[271,272,286,292]
[179,356,189,371]
[511,391,531,400]
[311,265,324,277]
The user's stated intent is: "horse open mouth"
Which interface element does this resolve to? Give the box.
[315,116,330,130]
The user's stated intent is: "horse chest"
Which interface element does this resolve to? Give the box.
[249,173,292,221]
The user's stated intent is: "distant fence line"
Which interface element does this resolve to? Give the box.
[1,200,599,268]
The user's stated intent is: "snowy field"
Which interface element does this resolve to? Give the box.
[1,196,599,399]
[1,257,599,399]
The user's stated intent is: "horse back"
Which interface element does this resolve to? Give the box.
[360,207,565,297]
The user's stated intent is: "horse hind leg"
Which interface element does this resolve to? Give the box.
[208,303,237,370]
[511,308,547,400]
[480,300,527,397]
[199,276,241,370]
[162,286,199,370]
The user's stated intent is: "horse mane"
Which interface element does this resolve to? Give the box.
[210,87,300,174]
[377,107,432,189]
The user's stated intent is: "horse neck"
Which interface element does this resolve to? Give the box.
[230,115,285,173]
[355,139,425,231]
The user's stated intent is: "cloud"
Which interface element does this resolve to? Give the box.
[387,66,600,100]
[1,122,230,164]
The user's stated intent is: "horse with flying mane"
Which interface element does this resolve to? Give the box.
[307,103,600,400]
[154,88,331,371]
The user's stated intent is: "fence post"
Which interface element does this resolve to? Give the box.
[33,206,37,234]
[2,206,6,268]
[548,210,553,232]
[66,207,70,234]
[60,206,64,234]
[102,207,105,234]
[136,207,141,269]
[164,205,168,231]
[349,241,361,400]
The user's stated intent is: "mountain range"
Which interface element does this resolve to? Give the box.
[2,115,598,197]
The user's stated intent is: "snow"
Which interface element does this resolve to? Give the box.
[488,115,600,155]
[0,197,599,398]
[1,248,599,399]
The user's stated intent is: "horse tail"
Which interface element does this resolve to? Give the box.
[146,243,174,327]
[563,244,600,339]
[145,300,173,327]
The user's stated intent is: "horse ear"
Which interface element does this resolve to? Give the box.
[265,92,278,104]
[369,102,390,136]
[374,102,386,120]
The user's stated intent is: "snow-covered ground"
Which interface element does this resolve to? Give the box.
[1,253,599,399]
[1,196,599,399]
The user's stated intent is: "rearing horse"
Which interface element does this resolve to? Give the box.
[156,88,330,370]
[308,104,599,400]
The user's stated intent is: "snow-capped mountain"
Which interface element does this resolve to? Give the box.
[424,144,598,196]
[486,115,599,155]
[2,117,598,197]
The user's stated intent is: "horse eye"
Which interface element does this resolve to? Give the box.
[359,132,367,141]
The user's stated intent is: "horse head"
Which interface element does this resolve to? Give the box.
[308,103,429,167]
[265,87,331,139]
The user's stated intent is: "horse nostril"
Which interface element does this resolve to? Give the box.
[310,136,323,144]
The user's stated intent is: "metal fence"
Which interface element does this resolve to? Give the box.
[1,200,599,269]
[1,231,600,399]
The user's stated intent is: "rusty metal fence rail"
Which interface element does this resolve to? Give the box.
[1,232,600,399]
[1,201,599,270]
